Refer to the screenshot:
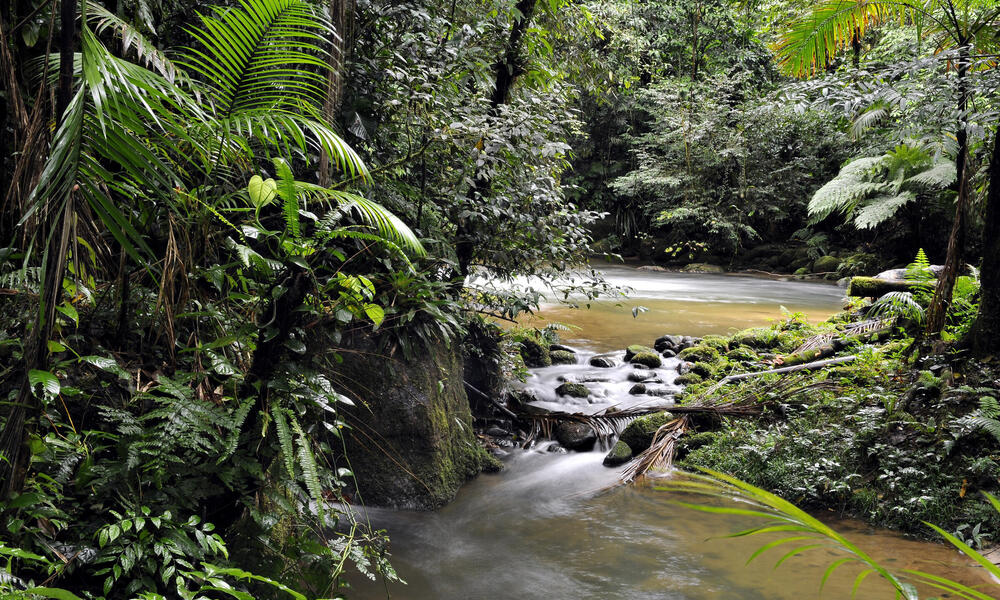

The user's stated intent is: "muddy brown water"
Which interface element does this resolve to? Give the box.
[347,265,999,599]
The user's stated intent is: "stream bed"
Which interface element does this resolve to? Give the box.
[348,265,995,599]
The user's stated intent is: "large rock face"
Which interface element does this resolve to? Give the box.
[328,331,495,510]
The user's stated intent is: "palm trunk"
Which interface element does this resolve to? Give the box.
[970,124,1000,355]
[925,44,971,337]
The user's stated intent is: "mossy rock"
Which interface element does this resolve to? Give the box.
[700,335,730,352]
[794,267,810,276]
[730,327,782,350]
[726,346,759,362]
[631,351,662,368]
[678,344,721,364]
[625,344,656,362]
[690,361,717,379]
[812,255,841,273]
[555,382,590,398]
[620,412,677,453]
[519,338,551,368]
[675,373,703,385]
[550,350,577,365]
[681,263,725,273]
[603,440,633,467]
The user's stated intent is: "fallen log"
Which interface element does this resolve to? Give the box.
[720,355,856,384]
[847,277,916,297]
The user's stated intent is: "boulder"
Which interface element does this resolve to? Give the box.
[549,344,576,353]
[661,349,676,358]
[330,331,498,509]
[550,350,577,365]
[589,355,616,368]
[624,344,656,362]
[812,255,841,273]
[627,369,656,383]
[675,373,703,385]
[631,352,662,368]
[619,412,677,454]
[555,422,597,451]
[678,344,721,364]
[655,334,683,351]
[603,440,633,466]
[681,263,725,273]
[628,383,647,395]
[519,338,551,368]
[637,265,667,272]
[555,382,590,398]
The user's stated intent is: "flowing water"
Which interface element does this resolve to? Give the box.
[348,265,998,599]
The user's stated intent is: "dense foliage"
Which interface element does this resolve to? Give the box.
[2,0,1000,596]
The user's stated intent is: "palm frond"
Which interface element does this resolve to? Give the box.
[86,1,186,83]
[772,0,913,77]
[869,291,925,323]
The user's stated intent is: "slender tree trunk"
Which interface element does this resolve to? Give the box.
[690,2,701,81]
[0,0,77,496]
[318,0,354,187]
[970,124,1000,355]
[455,0,537,278]
[851,27,861,68]
[925,44,971,336]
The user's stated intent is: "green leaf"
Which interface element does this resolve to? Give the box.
[363,303,385,327]
[24,588,85,600]
[28,369,61,398]
[47,340,67,353]
[56,303,79,326]
[247,175,277,208]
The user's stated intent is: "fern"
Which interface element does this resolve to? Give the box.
[869,291,925,324]
[904,248,935,302]
[971,397,1000,444]
[271,406,297,480]
[291,415,325,519]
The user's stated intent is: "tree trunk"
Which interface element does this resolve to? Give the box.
[455,0,537,278]
[970,123,1000,355]
[925,44,971,336]
[847,277,919,297]
[317,0,354,187]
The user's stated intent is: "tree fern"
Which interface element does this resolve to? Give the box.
[808,146,955,230]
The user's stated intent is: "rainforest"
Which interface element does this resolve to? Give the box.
[2,0,1000,598]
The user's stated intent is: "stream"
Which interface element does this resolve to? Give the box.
[348,265,995,599]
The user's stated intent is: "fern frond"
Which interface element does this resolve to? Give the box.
[291,415,325,518]
[906,161,956,189]
[853,192,915,229]
[869,291,925,324]
[271,407,297,480]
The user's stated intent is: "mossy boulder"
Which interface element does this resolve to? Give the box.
[555,382,590,398]
[620,412,677,454]
[813,255,841,273]
[329,330,496,510]
[700,335,730,352]
[681,263,725,273]
[726,346,760,362]
[730,327,786,350]
[603,440,633,467]
[550,350,577,365]
[631,352,662,368]
[678,344,721,364]
[690,361,718,379]
[519,338,551,368]
[675,373,703,385]
[624,344,656,362]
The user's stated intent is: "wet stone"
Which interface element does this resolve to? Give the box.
[628,370,656,383]
[589,356,617,368]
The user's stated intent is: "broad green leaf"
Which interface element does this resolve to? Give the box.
[28,370,61,398]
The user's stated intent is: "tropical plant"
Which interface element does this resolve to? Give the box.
[659,469,1000,600]
[808,144,956,230]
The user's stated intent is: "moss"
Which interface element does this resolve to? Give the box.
[519,338,551,368]
[675,373,703,385]
[550,350,577,365]
[603,440,633,466]
[730,327,781,349]
[620,412,676,453]
[690,361,717,379]
[678,344,721,363]
[726,346,760,362]
[555,382,590,398]
[813,255,841,273]
[625,344,656,361]
[631,351,662,368]
[700,335,730,352]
